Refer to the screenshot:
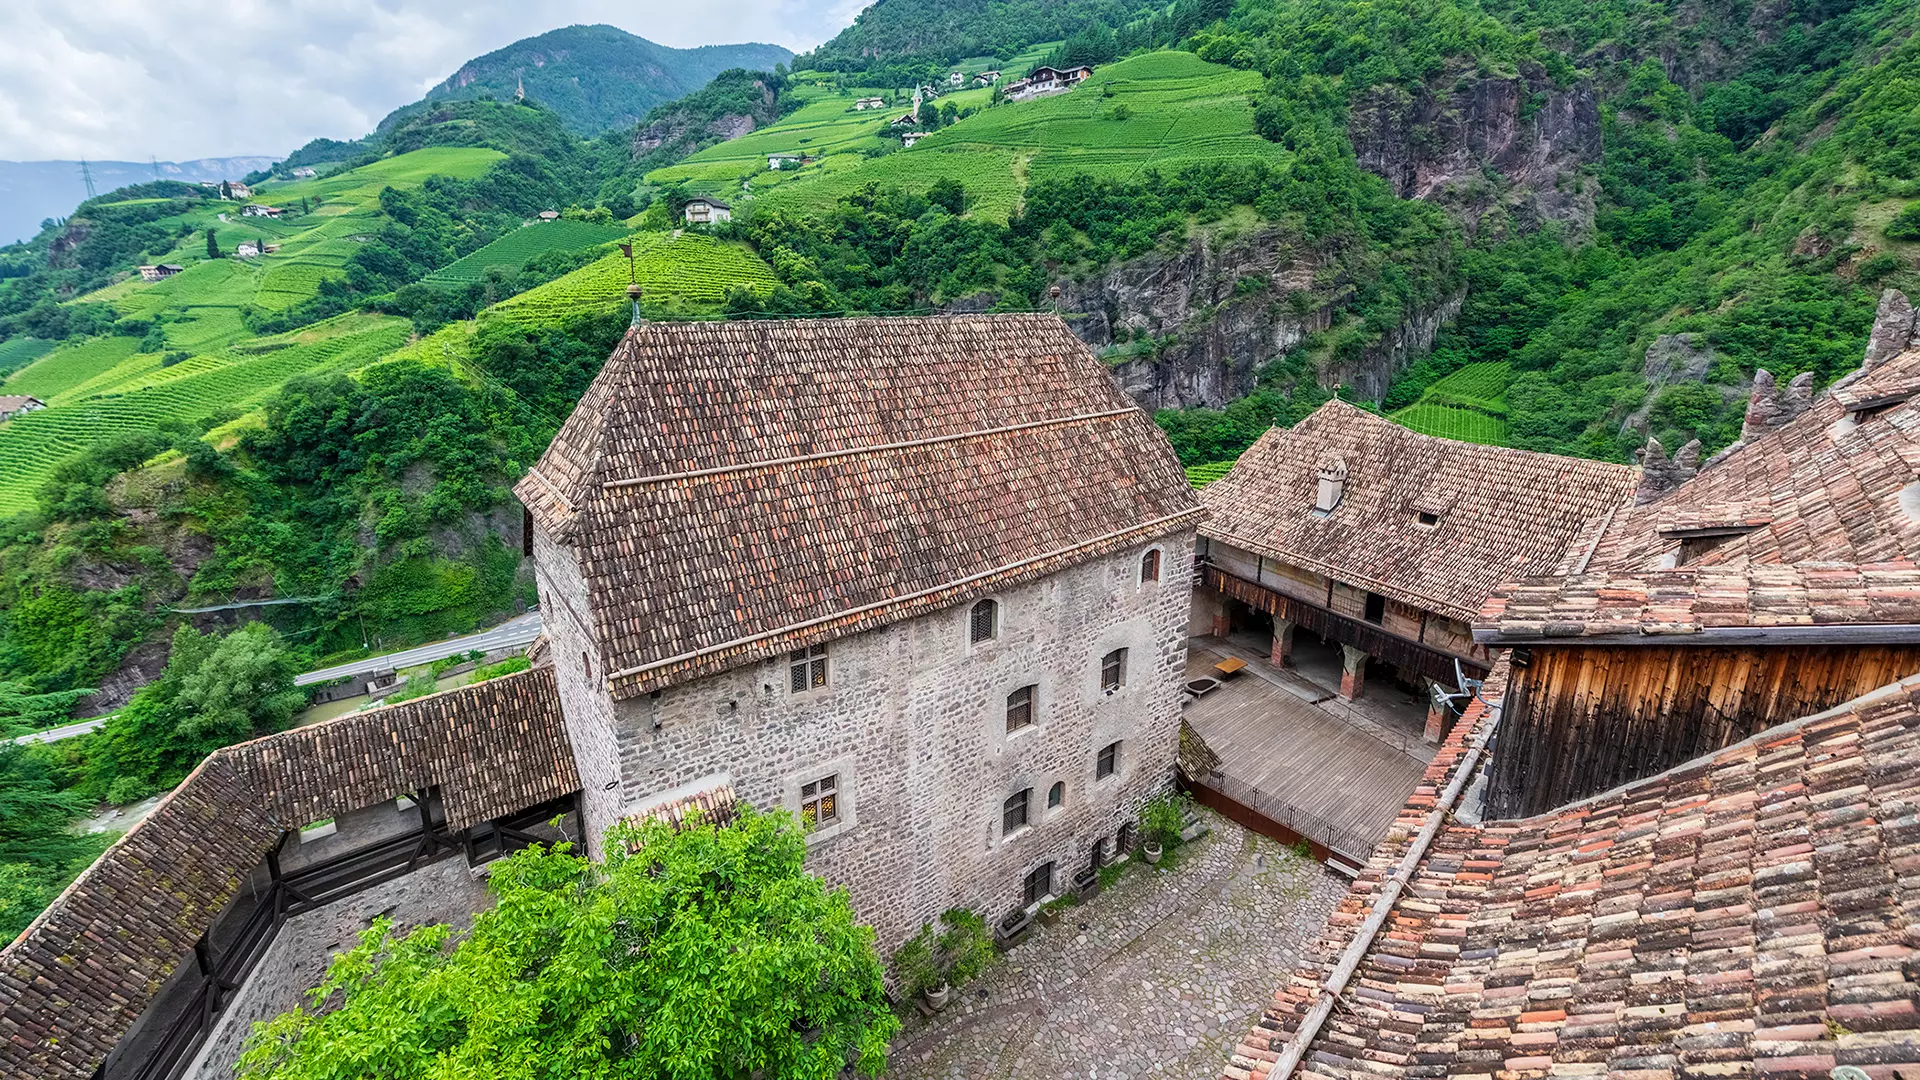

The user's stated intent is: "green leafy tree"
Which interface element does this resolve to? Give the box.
[237,806,899,1080]
[0,681,95,737]
[0,741,107,940]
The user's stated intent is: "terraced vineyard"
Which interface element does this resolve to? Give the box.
[0,316,411,515]
[0,337,53,378]
[1185,461,1237,488]
[1388,362,1512,446]
[484,232,779,325]
[423,221,631,286]
[746,52,1283,222]
[2,337,145,399]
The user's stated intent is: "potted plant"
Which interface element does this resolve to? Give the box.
[892,923,949,1010]
[1140,793,1186,864]
[938,908,994,987]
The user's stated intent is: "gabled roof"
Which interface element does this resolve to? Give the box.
[0,666,577,1080]
[1200,401,1638,622]
[1228,664,1920,1080]
[514,315,1202,699]
[1582,343,1920,575]
[1477,561,1920,643]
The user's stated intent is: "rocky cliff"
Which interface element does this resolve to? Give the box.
[1348,61,1603,238]
[1052,226,1462,410]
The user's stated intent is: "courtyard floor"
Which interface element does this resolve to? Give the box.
[885,811,1345,1080]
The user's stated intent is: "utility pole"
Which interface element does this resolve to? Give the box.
[79,159,97,199]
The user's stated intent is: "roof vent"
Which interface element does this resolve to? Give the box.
[1313,458,1346,517]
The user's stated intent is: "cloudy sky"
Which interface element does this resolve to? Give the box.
[0,0,863,162]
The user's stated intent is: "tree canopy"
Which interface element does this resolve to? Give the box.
[237,807,900,1080]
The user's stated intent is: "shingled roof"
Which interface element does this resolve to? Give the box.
[1200,401,1638,622]
[514,315,1203,699]
[1581,343,1920,576]
[0,666,577,1080]
[1226,663,1920,1080]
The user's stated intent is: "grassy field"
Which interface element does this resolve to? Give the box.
[423,220,631,286]
[3,337,145,399]
[0,316,411,515]
[484,232,780,325]
[745,51,1285,223]
[1388,363,1513,445]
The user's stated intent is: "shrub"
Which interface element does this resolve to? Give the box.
[105,774,153,805]
[892,923,943,997]
[1140,792,1188,847]
[1885,203,1920,241]
[937,908,994,986]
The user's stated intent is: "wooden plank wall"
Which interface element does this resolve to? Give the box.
[1485,642,1920,819]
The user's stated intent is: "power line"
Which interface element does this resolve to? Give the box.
[78,159,96,199]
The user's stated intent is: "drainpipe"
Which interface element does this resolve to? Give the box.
[1265,686,1504,1079]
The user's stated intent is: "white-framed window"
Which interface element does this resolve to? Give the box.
[1006,684,1036,733]
[1101,648,1127,693]
[800,773,839,828]
[970,598,999,644]
[789,643,829,693]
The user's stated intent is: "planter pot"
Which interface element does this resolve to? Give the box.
[1072,868,1100,901]
[995,908,1032,948]
[924,983,952,1011]
[1036,905,1063,927]
[1144,841,1164,864]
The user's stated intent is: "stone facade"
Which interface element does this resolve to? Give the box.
[535,525,1197,953]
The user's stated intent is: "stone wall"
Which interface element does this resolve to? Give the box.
[185,858,492,1080]
[530,526,621,859]
[553,528,1198,955]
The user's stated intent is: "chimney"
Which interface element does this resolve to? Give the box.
[1636,436,1700,504]
[1313,457,1347,516]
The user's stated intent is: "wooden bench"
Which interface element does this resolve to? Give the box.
[1212,656,1247,678]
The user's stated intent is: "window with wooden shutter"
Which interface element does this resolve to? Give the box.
[1140,549,1161,583]
[1006,684,1036,733]
[970,598,998,644]
[1101,648,1127,692]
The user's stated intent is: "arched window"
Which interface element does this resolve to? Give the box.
[969,598,999,644]
[1002,788,1031,834]
[1047,781,1065,808]
[1140,549,1161,583]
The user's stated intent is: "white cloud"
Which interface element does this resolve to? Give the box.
[0,0,861,161]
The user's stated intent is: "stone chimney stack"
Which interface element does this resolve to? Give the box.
[1636,436,1701,504]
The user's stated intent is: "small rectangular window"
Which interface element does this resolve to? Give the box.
[1364,593,1386,625]
[1006,685,1036,733]
[789,643,828,692]
[1002,788,1030,835]
[1416,510,1440,527]
[1140,549,1161,583]
[801,774,839,827]
[1101,648,1127,692]
[1023,860,1054,906]
[1097,741,1120,780]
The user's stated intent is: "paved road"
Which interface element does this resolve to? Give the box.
[293,610,544,686]
[12,612,546,745]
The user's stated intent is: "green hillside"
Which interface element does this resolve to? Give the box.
[423,220,632,286]
[485,232,779,324]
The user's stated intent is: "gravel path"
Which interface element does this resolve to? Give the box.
[886,810,1344,1080]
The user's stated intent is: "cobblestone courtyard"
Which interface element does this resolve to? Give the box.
[886,811,1346,1080]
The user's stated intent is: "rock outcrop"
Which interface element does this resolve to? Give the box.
[1050,225,1462,410]
[1348,61,1603,237]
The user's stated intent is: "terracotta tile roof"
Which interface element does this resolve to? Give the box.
[1227,664,1920,1080]
[1584,345,1920,574]
[514,315,1202,699]
[624,778,739,832]
[1477,561,1920,642]
[1200,401,1638,621]
[0,666,577,1080]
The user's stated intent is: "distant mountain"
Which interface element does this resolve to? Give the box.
[381,24,793,137]
[0,157,277,245]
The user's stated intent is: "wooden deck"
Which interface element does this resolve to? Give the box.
[1183,641,1431,861]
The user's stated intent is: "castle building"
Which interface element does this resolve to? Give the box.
[514,314,1202,950]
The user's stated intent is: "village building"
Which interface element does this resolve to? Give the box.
[239,204,282,218]
[136,263,184,282]
[0,394,46,422]
[289,166,317,178]
[891,111,919,126]
[0,313,1201,1080]
[1223,290,1920,1080]
[235,240,260,258]
[901,130,928,147]
[224,181,252,199]
[854,95,886,110]
[948,70,966,86]
[1006,64,1094,101]
[767,153,807,170]
[975,69,1001,85]
[536,209,561,221]
[681,196,731,224]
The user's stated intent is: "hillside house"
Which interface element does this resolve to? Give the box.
[224,181,252,199]
[235,241,260,258]
[536,209,561,221]
[1193,401,1636,737]
[768,153,805,170]
[901,131,928,147]
[0,314,1202,1080]
[1008,65,1093,101]
[0,395,46,422]
[891,111,918,126]
[239,204,282,218]
[681,197,731,224]
[975,69,1002,85]
[948,71,965,86]
[289,166,316,178]
[1226,290,1920,1080]
[136,263,183,282]
[853,96,886,110]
